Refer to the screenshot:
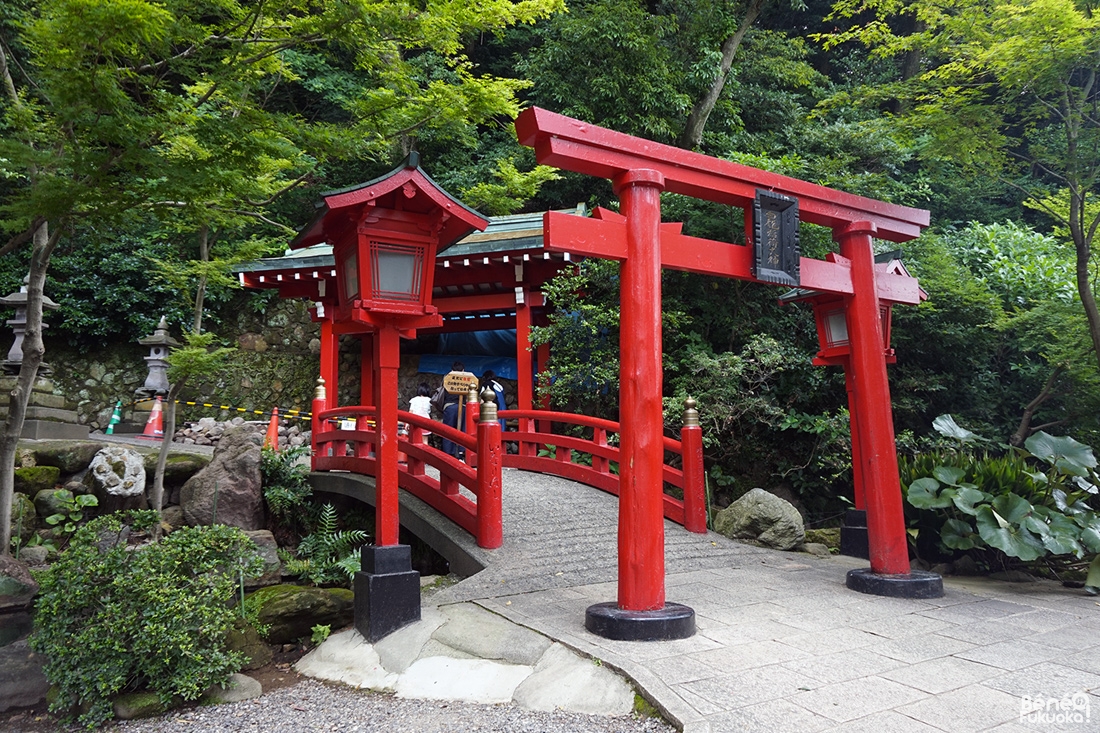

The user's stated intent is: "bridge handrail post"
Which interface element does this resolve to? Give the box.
[465,387,479,466]
[680,397,708,533]
[310,377,328,469]
[476,387,503,549]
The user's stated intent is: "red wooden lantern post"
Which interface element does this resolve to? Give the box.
[291,154,488,641]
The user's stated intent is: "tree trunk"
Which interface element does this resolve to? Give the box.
[677,0,766,150]
[0,222,59,555]
[192,225,210,335]
[1009,365,1065,447]
[151,380,185,539]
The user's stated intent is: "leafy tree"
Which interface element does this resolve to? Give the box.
[0,0,564,556]
[820,0,1100,372]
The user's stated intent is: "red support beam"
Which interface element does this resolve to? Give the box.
[515,289,534,411]
[516,107,928,242]
[320,320,339,410]
[374,326,402,546]
[837,222,909,574]
[614,169,667,612]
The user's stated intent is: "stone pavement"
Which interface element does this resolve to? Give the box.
[311,469,1100,733]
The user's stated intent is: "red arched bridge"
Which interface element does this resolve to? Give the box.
[309,387,709,550]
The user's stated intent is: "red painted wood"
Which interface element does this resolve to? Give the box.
[838,222,910,574]
[375,326,402,546]
[516,108,928,242]
[311,391,327,471]
[515,292,534,411]
[360,333,374,408]
[320,320,339,410]
[615,169,667,612]
[680,424,707,534]
[544,212,923,305]
[476,419,503,549]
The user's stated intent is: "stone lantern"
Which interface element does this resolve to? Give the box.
[0,275,59,375]
[136,317,180,397]
[0,276,87,439]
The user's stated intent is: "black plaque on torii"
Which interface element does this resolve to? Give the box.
[752,190,800,287]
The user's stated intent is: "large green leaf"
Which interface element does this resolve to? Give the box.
[990,493,1034,524]
[952,486,990,516]
[1079,520,1100,554]
[975,506,1047,561]
[1025,431,1097,476]
[940,518,981,550]
[907,478,955,509]
[932,465,967,486]
[932,414,979,442]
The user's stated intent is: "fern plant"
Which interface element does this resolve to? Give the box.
[279,504,369,587]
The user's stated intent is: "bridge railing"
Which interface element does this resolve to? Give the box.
[485,398,708,533]
[310,399,503,549]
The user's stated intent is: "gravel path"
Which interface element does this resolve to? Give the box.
[106,680,674,733]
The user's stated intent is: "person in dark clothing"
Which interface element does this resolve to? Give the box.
[481,370,507,431]
[441,361,465,457]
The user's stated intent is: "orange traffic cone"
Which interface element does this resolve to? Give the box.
[140,396,164,440]
[264,407,279,450]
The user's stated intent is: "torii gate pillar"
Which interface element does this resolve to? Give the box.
[583,170,697,640]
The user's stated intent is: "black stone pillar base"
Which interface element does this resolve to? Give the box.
[839,509,869,559]
[585,602,695,641]
[354,544,421,643]
[846,568,944,599]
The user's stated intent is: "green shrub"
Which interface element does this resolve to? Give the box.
[30,511,263,728]
[901,416,1100,571]
[260,445,313,528]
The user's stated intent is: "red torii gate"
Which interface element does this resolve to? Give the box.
[516,108,942,641]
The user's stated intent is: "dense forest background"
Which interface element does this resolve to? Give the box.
[3,0,1099,526]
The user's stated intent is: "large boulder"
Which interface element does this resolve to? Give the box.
[29,440,105,475]
[83,445,147,512]
[225,621,273,671]
[0,555,38,613]
[180,426,264,530]
[246,585,354,644]
[713,488,805,551]
[9,493,36,546]
[0,639,49,713]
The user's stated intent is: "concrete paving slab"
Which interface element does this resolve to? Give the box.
[820,710,945,732]
[895,684,1021,732]
[394,656,532,704]
[512,643,634,715]
[790,675,929,723]
[879,656,1003,694]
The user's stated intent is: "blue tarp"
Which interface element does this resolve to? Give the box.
[417,354,517,381]
[416,329,518,380]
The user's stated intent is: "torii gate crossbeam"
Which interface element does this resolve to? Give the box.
[517,108,942,641]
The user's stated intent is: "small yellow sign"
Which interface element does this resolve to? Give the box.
[443,371,478,394]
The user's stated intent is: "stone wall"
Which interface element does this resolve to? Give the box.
[34,293,519,431]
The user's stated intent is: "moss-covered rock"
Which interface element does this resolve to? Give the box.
[28,441,105,474]
[112,691,172,720]
[225,621,272,671]
[803,528,841,550]
[14,466,60,495]
[244,585,354,644]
